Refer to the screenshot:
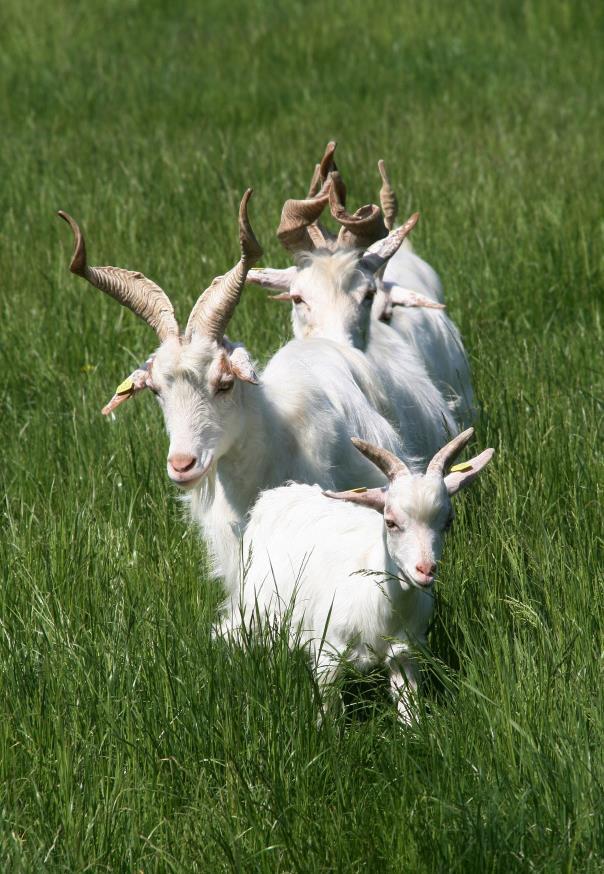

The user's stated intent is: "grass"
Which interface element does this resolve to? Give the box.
[1,0,603,869]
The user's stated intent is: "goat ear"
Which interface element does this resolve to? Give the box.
[384,281,446,310]
[229,345,259,384]
[444,449,494,495]
[246,266,296,293]
[322,487,386,513]
[101,355,156,416]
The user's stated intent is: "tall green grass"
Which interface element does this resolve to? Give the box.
[1,0,602,869]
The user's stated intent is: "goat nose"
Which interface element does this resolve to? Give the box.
[416,561,437,579]
[168,453,197,473]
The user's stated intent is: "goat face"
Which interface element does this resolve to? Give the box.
[150,335,255,489]
[324,431,494,590]
[383,475,452,588]
[289,250,377,350]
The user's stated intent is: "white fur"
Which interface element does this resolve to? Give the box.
[287,250,459,459]
[218,445,493,721]
[380,246,475,425]
[150,334,406,588]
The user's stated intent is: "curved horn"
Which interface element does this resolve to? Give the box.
[276,186,331,254]
[185,189,262,342]
[329,173,387,249]
[426,427,475,477]
[57,211,179,341]
[307,141,338,198]
[378,160,398,231]
[360,212,420,273]
[351,437,410,481]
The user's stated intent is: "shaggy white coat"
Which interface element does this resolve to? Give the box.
[150,334,406,588]
[287,250,460,460]
[380,244,475,426]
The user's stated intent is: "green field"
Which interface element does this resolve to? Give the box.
[1,0,603,870]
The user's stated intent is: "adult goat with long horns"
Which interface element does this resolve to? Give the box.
[247,144,475,430]
[58,191,405,587]
[246,148,459,459]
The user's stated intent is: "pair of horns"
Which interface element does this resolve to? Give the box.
[58,190,262,343]
[352,427,476,482]
[245,210,421,297]
[277,143,397,255]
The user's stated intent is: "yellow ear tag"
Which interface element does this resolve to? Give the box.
[349,487,368,493]
[450,461,472,473]
[116,377,134,395]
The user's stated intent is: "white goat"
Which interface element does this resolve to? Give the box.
[247,217,459,462]
[219,428,494,721]
[58,192,405,587]
[374,155,475,425]
[376,243,475,426]
[249,148,475,428]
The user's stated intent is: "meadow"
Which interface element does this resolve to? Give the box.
[1,0,603,870]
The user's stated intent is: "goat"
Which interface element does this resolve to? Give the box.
[248,146,475,427]
[376,243,476,426]
[373,155,475,425]
[218,428,494,722]
[247,207,459,461]
[58,192,405,588]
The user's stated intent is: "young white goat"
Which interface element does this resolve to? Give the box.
[218,427,493,722]
[58,192,405,587]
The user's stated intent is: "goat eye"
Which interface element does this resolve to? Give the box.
[385,519,397,530]
[216,380,234,394]
[291,295,303,305]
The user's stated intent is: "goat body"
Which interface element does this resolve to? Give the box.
[218,430,494,720]
[219,483,433,720]
[380,246,475,426]
[166,335,405,588]
[264,249,460,460]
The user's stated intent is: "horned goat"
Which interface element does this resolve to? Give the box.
[218,428,494,722]
[247,171,459,460]
[377,242,475,426]
[58,192,405,588]
[249,144,475,428]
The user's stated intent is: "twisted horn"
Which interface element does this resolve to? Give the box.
[351,437,410,481]
[329,172,387,249]
[378,160,398,231]
[360,212,420,273]
[426,428,475,477]
[307,141,338,198]
[57,211,179,341]
[185,189,262,342]
[276,183,331,254]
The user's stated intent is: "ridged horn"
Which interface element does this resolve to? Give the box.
[351,437,410,481]
[57,211,179,341]
[426,428,475,477]
[307,141,338,198]
[185,189,262,342]
[360,212,420,273]
[276,183,331,254]
[329,172,387,249]
[378,160,398,231]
